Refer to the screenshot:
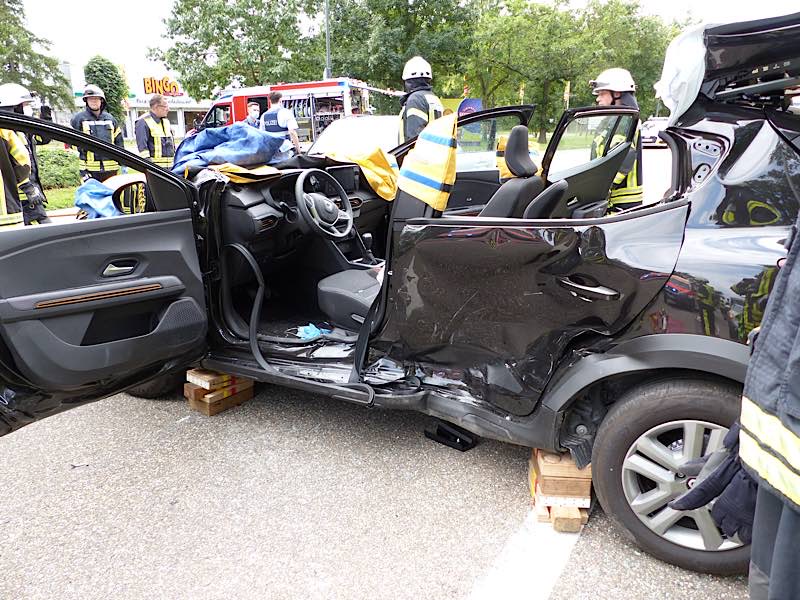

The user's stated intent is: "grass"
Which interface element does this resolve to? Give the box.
[44,187,78,210]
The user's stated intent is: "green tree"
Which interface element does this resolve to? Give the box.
[571,0,685,119]
[0,0,71,108]
[83,56,129,123]
[151,0,322,100]
[325,0,478,97]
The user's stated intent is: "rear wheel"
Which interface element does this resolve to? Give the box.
[126,371,184,399]
[592,377,750,575]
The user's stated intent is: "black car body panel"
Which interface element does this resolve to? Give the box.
[373,203,688,417]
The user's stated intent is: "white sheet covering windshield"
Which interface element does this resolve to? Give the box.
[308,115,399,157]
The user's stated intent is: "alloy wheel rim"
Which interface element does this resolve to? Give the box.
[621,419,743,552]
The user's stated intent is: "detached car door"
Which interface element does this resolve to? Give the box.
[541,105,639,218]
[0,113,207,436]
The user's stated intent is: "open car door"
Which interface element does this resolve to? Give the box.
[541,105,640,218]
[0,113,207,436]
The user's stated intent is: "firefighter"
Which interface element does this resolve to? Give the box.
[590,68,643,211]
[398,56,444,143]
[70,85,124,182]
[0,83,50,225]
[135,94,175,169]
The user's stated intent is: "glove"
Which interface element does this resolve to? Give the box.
[668,422,756,544]
[19,181,47,206]
[40,105,53,121]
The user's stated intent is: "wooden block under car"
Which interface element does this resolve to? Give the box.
[183,382,208,402]
[529,449,592,498]
[202,378,254,402]
[188,385,253,416]
[186,368,248,390]
[550,506,583,533]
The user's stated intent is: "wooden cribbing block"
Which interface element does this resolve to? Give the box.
[529,449,592,498]
[202,379,254,402]
[183,382,208,402]
[550,506,583,533]
[188,386,253,416]
[186,368,250,390]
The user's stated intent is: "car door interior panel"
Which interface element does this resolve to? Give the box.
[0,211,207,390]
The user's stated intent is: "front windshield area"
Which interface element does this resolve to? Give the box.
[308,115,399,157]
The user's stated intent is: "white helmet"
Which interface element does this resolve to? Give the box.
[402,56,432,81]
[590,68,636,94]
[0,83,35,108]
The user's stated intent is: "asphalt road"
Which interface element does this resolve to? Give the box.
[1,386,748,600]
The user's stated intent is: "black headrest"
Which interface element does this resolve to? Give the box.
[505,125,537,178]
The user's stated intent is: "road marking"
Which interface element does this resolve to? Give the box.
[468,510,581,600]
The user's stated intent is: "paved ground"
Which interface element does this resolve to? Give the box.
[1,386,748,600]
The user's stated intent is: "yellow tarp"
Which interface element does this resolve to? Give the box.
[397,112,458,212]
[326,148,399,201]
[207,162,282,184]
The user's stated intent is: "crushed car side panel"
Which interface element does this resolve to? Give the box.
[371,204,688,417]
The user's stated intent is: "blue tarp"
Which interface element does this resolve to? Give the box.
[73,179,123,219]
[172,123,284,175]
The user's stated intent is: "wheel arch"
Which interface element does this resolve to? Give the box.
[544,334,748,417]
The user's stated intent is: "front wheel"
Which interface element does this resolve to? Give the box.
[592,377,750,575]
[126,371,184,399]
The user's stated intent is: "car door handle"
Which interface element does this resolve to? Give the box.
[558,276,619,301]
[102,261,137,277]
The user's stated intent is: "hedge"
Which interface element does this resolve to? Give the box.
[37,146,81,190]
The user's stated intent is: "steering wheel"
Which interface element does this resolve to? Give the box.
[294,169,353,239]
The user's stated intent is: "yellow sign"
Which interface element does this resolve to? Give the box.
[143,77,183,97]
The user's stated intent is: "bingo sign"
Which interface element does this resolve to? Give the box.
[143,76,184,97]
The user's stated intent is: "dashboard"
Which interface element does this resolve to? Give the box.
[219,165,382,282]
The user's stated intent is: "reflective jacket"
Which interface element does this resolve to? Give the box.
[399,85,444,143]
[135,113,175,168]
[592,127,643,211]
[70,108,124,173]
[0,128,31,226]
[740,220,800,511]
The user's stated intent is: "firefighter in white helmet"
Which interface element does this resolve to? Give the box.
[0,83,51,225]
[398,56,444,143]
[590,68,643,211]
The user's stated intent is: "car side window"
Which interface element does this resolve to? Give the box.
[549,114,635,174]
[455,115,531,173]
[204,105,230,128]
[0,124,151,231]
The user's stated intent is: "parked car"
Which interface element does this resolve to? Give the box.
[640,116,669,147]
[1,12,799,577]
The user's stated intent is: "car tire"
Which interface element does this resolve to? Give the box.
[592,376,750,575]
[126,371,184,399]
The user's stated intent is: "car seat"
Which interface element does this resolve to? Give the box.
[478,125,544,218]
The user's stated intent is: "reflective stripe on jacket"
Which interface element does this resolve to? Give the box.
[0,129,28,226]
[399,90,444,143]
[137,115,175,168]
[70,109,123,172]
[592,127,643,211]
[740,213,800,511]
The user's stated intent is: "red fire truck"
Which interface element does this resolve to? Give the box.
[194,78,402,145]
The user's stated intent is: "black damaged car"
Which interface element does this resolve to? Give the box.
[1,12,799,575]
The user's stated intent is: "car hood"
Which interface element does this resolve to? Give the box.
[655,11,800,125]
